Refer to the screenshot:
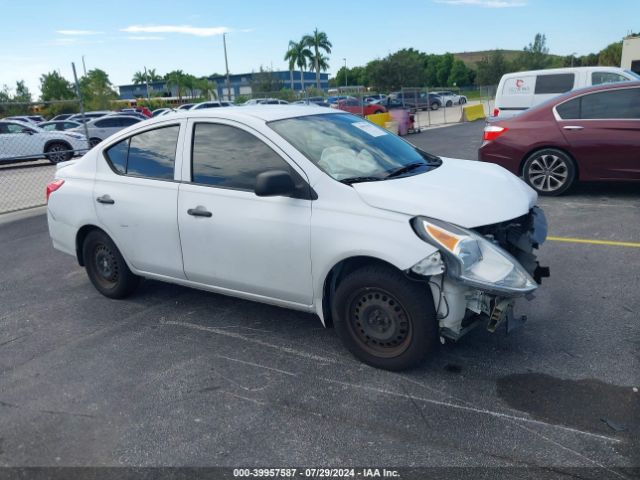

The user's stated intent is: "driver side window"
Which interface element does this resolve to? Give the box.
[6,123,31,134]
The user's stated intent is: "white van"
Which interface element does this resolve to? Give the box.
[492,66,640,118]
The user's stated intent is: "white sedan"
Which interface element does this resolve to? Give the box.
[432,91,468,107]
[47,106,548,370]
[0,120,88,163]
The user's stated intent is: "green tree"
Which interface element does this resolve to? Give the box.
[447,59,471,86]
[79,69,118,110]
[476,50,510,85]
[303,28,332,89]
[251,66,284,94]
[284,39,312,91]
[516,33,551,70]
[434,53,454,86]
[132,70,146,84]
[14,80,32,103]
[147,68,162,82]
[367,49,427,91]
[40,71,75,101]
[196,78,217,100]
[598,41,623,66]
[165,70,187,101]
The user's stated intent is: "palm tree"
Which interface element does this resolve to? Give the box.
[147,68,162,82]
[284,39,312,93]
[131,70,146,84]
[165,70,187,101]
[303,28,332,89]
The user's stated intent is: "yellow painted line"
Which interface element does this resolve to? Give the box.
[547,236,640,248]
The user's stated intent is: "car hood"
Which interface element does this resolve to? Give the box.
[353,157,537,228]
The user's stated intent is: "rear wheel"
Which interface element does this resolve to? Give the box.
[431,102,440,111]
[83,230,140,299]
[332,265,438,371]
[523,148,576,196]
[446,100,453,107]
[459,98,467,105]
[89,137,102,148]
[45,142,72,164]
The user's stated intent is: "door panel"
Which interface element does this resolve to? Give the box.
[178,185,313,304]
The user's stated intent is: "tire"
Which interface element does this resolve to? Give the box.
[430,102,440,111]
[332,265,438,371]
[522,148,576,196]
[45,142,72,164]
[459,97,467,105]
[446,100,453,107]
[89,137,102,148]
[374,109,384,114]
[82,230,141,299]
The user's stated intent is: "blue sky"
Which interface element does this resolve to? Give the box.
[1,0,638,96]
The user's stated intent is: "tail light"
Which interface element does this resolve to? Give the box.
[483,125,508,142]
[492,108,500,117]
[46,179,65,202]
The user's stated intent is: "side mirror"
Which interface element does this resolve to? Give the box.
[255,170,296,197]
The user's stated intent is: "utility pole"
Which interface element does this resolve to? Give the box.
[223,33,232,101]
[82,55,87,76]
[144,66,150,100]
[71,62,90,143]
[343,58,347,89]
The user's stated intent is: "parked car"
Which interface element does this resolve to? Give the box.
[493,66,640,119]
[333,98,386,116]
[364,94,387,104]
[38,120,83,131]
[0,119,88,163]
[120,106,152,118]
[47,106,548,371]
[110,111,148,120]
[432,91,467,107]
[69,111,111,123]
[69,115,142,147]
[390,91,442,111]
[326,95,349,105]
[479,82,640,195]
[151,108,170,117]
[190,101,233,110]
[5,116,38,124]
[258,99,289,105]
[51,113,74,121]
[176,103,195,111]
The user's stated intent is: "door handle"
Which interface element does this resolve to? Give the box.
[96,195,115,205]
[563,125,584,131]
[187,207,212,218]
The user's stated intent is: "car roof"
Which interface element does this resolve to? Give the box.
[152,105,340,123]
[500,66,631,78]
[556,80,640,99]
[88,114,143,123]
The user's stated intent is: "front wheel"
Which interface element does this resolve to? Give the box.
[430,102,440,111]
[45,142,72,164]
[89,137,102,148]
[459,97,467,104]
[83,230,141,299]
[523,149,576,196]
[446,100,453,107]
[332,265,438,371]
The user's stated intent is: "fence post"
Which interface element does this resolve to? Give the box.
[71,62,90,142]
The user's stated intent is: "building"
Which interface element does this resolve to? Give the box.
[118,70,329,101]
[621,35,640,74]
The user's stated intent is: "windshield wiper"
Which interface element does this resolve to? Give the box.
[340,176,385,185]
[385,162,427,179]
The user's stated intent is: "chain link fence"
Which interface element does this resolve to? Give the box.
[0,100,90,214]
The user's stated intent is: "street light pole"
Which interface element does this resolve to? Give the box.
[82,55,87,76]
[223,33,232,101]
[144,66,150,100]
[343,58,347,89]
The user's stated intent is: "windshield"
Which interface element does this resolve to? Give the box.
[269,113,441,183]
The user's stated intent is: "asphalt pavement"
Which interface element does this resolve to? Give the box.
[0,122,638,477]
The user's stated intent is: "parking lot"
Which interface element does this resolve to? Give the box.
[0,122,638,477]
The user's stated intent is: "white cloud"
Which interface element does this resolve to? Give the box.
[121,25,229,37]
[127,36,164,41]
[435,0,526,7]
[56,29,103,35]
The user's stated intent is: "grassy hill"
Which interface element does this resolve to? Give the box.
[454,50,563,69]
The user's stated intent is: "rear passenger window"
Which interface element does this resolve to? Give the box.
[534,74,575,94]
[592,72,628,85]
[94,118,119,128]
[580,88,640,119]
[104,125,179,179]
[191,123,292,190]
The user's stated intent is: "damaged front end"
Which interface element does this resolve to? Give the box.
[410,207,550,340]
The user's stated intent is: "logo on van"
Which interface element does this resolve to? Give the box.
[515,79,524,88]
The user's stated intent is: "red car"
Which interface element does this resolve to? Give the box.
[333,98,386,117]
[478,81,640,195]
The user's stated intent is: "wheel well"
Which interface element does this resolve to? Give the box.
[75,225,105,266]
[321,256,403,328]
[519,146,580,180]
[44,139,71,153]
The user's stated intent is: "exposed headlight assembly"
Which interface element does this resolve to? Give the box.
[411,217,537,296]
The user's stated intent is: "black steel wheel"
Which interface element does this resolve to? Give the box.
[446,100,453,107]
[333,264,437,370]
[523,148,576,196]
[83,230,140,299]
[45,142,72,164]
